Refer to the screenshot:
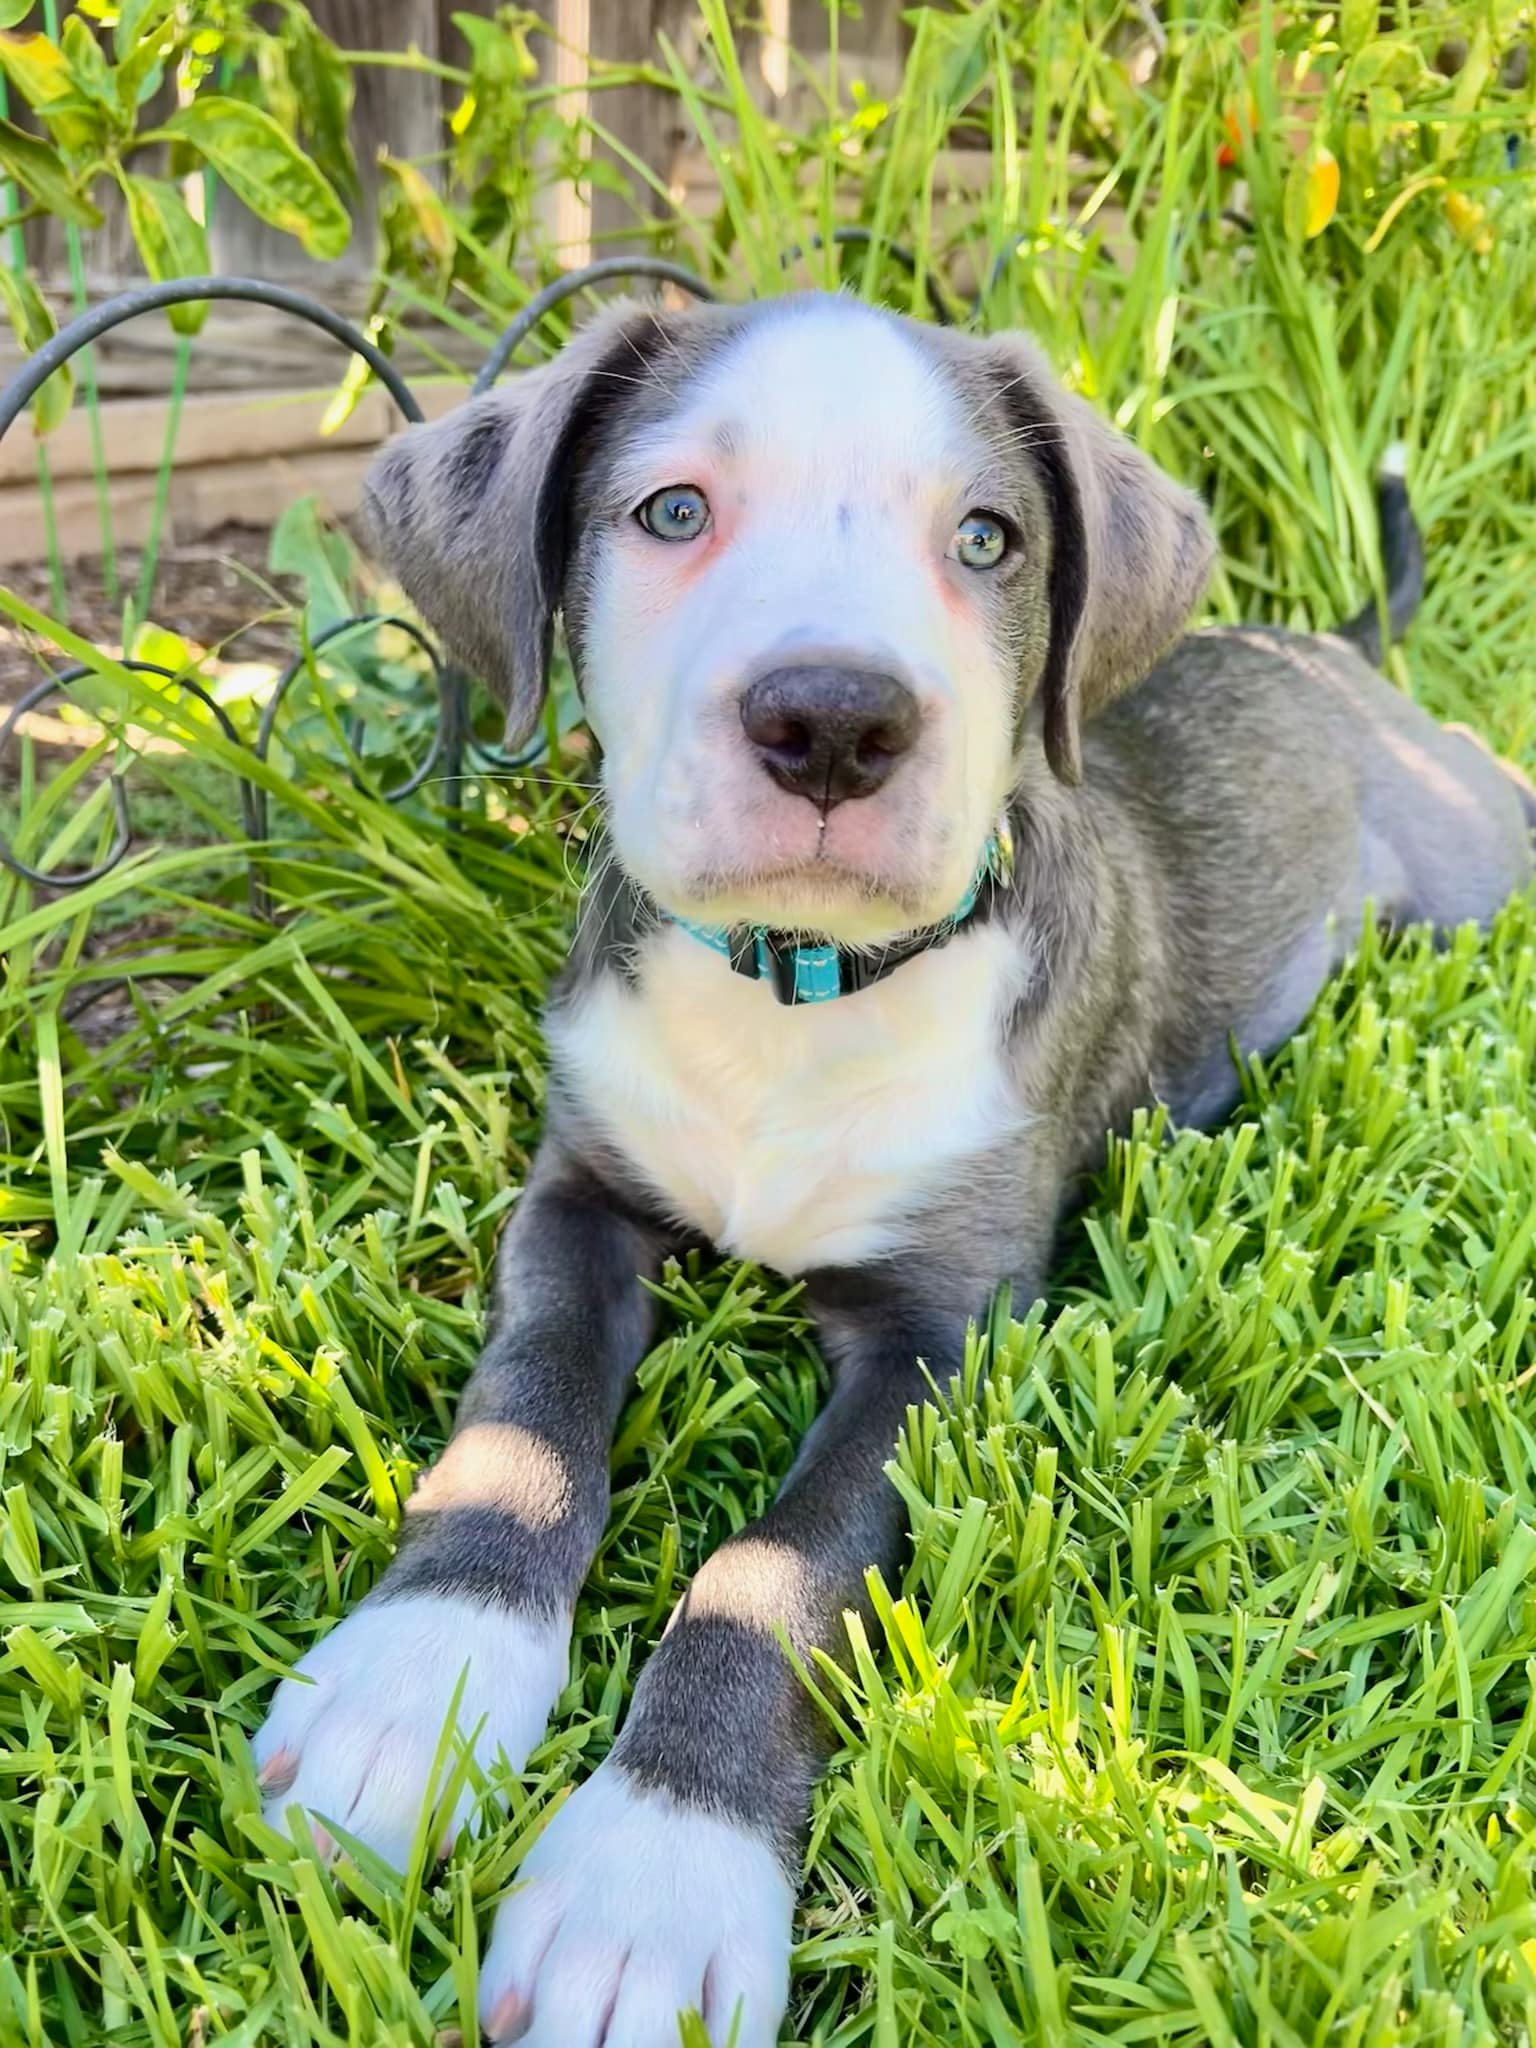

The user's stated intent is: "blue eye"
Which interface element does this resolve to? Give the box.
[637,485,711,542]
[953,511,1008,570]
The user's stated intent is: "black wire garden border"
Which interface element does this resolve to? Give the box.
[0,230,980,914]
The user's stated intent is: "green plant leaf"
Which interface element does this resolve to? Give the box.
[59,14,116,114]
[0,2,37,28]
[114,10,174,114]
[129,620,203,674]
[149,96,349,259]
[0,265,72,434]
[453,10,538,83]
[113,0,177,60]
[0,31,102,150]
[911,3,993,114]
[1346,38,1423,93]
[1339,0,1375,56]
[1439,25,1493,163]
[0,115,102,224]
[318,340,376,437]
[379,152,453,261]
[252,30,300,142]
[933,1903,1015,1959]
[281,0,357,201]
[121,173,209,332]
[268,494,358,634]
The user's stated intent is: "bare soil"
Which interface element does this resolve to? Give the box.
[1,524,300,716]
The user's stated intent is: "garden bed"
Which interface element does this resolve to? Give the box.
[0,525,298,708]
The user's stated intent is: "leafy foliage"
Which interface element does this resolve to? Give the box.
[0,0,352,364]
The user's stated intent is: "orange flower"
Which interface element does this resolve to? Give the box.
[1217,90,1260,167]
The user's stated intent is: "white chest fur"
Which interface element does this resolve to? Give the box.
[549,921,1030,1274]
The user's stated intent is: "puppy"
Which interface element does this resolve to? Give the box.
[253,293,1534,2047]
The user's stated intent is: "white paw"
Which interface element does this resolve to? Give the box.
[253,1592,568,1870]
[479,1765,794,2047]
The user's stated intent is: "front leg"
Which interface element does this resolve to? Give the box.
[253,1149,661,1869]
[479,1280,975,2048]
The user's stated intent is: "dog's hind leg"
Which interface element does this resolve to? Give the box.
[1322,451,1533,913]
[1444,721,1536,839]
[1352,709,1536,932]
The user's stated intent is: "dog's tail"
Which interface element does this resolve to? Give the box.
[1334,443,1425,666]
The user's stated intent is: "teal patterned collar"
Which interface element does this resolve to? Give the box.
[674,823,1012,1007]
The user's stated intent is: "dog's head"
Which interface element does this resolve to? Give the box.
[366,294,1212,942]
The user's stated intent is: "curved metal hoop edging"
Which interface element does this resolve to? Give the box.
[0,659,261,892]
[0,276,426,452]
[0,278,438,906]
[466,728,560,777]
[252,611,450,827]
[472,257,716,395]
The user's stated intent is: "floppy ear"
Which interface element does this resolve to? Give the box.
[987,335,1215,784]
[362,305,664,750]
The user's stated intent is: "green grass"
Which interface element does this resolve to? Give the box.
[4,2,1536,2042]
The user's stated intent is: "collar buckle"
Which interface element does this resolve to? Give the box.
[837,950,874,998]
[762,934,800,1005]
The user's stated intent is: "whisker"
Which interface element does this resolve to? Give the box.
[618,325,679,404]
[645,311,694,387]
[583,366,680,394]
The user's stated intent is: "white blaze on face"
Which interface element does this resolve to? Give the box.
[579,297,1017,943]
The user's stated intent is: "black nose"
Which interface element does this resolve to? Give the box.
[739,665,922,807]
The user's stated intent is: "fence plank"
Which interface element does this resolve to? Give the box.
[0,382,464,562]
[0,381,459,490]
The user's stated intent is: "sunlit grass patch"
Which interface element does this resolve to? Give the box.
[797,908,1536,2043]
